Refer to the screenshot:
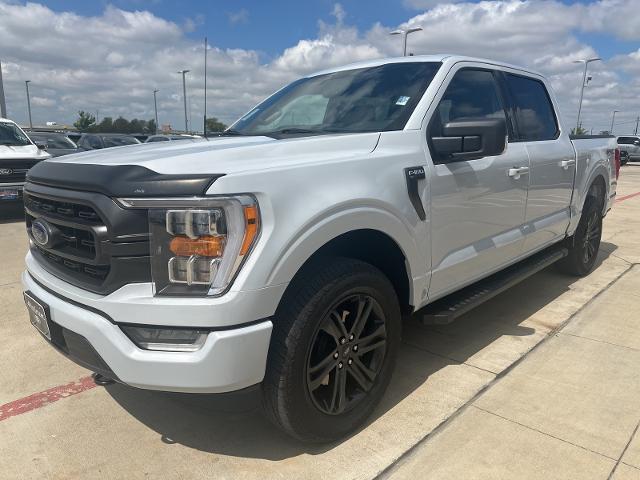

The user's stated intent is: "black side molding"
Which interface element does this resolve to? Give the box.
[405,166,426,221]
[27,162,224,197]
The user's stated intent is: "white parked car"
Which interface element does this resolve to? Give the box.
[0,118,50,206]
[21,55,618,441]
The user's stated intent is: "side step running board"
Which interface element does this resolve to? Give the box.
[419,246,568,325]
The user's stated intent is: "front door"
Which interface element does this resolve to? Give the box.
[426,67,530,300]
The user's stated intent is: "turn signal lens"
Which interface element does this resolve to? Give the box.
[241,205,259,255]
[169,235,226,257]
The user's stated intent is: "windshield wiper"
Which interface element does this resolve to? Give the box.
[217,129,246,136]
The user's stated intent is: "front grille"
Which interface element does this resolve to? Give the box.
[24,184,151,295]
[24,194,100,223]
[0,159,42,183]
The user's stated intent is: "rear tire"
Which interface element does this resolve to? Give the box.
[262,257,401,442]
[558,188,603,276]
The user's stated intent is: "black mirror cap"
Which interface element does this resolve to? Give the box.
[35,142,48,150]
[431,117,507,163]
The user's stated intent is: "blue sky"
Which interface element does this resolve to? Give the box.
[2,0,640,133]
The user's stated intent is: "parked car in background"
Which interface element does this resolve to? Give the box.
[616,136,640,161]
[0,118,50,207]
[145,134,203,143]
[620,150,630,165]
[27,132,79,157]
[22,56,619,442]
[66,132,82,144]
[77,133,141,151]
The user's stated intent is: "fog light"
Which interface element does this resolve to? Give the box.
[121,325,208,352]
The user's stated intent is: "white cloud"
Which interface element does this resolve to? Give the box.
[227,8,249,26]
[1,0,640,134]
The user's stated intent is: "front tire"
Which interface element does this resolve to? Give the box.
[262,257,401,442]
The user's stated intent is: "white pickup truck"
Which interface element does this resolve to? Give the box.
[0,117,50,206]
[22,55,619,442]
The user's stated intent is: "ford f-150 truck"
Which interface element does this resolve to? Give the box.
[21,55,619,442]
[0,117,50,207]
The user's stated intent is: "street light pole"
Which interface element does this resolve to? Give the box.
[204,36,208,137]
[610,110,620,135]
[0,60,7,118]
[178,70,190,133]
[573,57,601,133]
[390,27,423,56]
[25,80,33,129]
[153,89,159,134]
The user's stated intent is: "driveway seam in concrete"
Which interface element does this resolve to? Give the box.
[402,340,499,376]
[560,331,640,353]
[471,405,619,462]
[608,422,640,480]
[374,262,635,480]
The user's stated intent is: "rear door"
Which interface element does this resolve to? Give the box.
[426,66,530,299]
[502,73,575,252]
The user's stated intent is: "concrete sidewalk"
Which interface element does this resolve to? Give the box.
[384,268,640,477]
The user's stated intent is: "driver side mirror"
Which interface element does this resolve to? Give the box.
[35,141,48,150]
[634,140,639,146]
[431,118,507,163]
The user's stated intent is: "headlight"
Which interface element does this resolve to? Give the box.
[117,196,259,296]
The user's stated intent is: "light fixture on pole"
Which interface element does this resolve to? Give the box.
[573,57,601,132]
[390,27,423,57]
[177,70,190,132]
[153,89,159,134]
[610,110,620,135]
[25,80,33,129]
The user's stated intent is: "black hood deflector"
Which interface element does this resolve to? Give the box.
[26,161,224,197]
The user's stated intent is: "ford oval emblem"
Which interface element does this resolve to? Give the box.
[31,219,50,247]
[0,168,13,176]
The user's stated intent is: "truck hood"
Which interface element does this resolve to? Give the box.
[50,133,381,175]
[0,144,50,160]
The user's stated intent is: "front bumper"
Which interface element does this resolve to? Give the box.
[22,269,274,394]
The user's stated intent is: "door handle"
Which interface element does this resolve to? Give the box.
[560,159,576,170]
[507,167,529,180]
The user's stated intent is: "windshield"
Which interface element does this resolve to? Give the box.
[0,122,32,146]
[29,133,77,149]
[617,137,638,145]
[102,136,140,147]
[231,62,441,137]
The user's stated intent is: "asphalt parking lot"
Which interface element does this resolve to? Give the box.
[1,166,640,480]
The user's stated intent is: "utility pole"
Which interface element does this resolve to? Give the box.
[573,58,601,133]
[635,116,639,136]
[204,36,208,137]
[610,110,619,135]
[0,60,7,118]
[153,89,159,134]
[25,80,33,129]
[178,70,190,133]
[390,27,423,56]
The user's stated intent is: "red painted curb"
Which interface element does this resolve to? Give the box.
[0,376,97,422]
[616,191,640,203]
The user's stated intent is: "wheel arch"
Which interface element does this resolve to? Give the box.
[267,210,424,315]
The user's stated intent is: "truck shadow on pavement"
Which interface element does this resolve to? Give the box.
[103,244,617,460]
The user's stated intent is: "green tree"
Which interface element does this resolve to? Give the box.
[112,116,130,133]
[571,126,587,135]
[96,116,113,133]
[74,111,96,132]
[205,117,227,133]
[146,119,157,134]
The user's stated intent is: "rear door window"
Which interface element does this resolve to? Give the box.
[504,74,558,141]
